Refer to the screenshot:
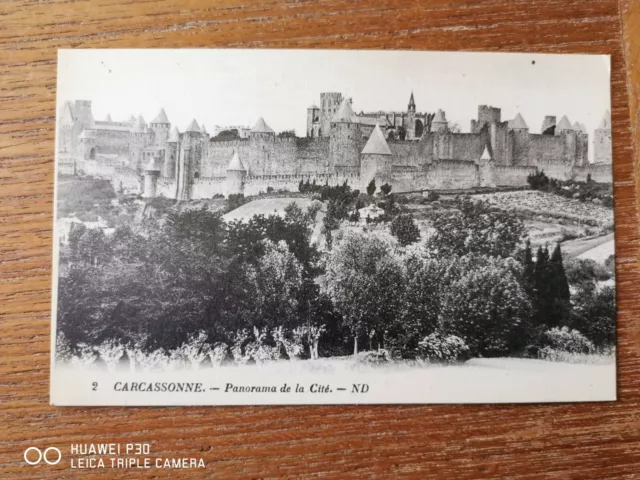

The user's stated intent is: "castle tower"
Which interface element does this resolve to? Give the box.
[432,109,448,133]
[103,113,112,122]
[307,104,320,138]
[143,156,161,198]
[594,110,612,164]
[330,98,362,169]
[58,101,76,154]
[509,113,530,166]
[541,116,556,135]
[477,145,495,187]
[250,117,275,140]
[556,115,580,165]
[319,92,343,137]
[77,129,97,160]
[150,108,170,147]
[130,115,148,170]
[360,124,392,190]
[73,100,94,131]
[225,151,247,196]
[176,119,202,200]
[164,126,180,178]
[249,117,275,176]
[573,122,589,166]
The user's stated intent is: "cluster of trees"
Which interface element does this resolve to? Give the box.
[58,193,615,367]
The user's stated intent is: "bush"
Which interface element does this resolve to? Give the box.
[417,333,469,364]
[389,213,421,246]
[226,193,247,213]
[425,191,440,202]
[542,326,594,354]
[527,170,550,190]
[355,349,390,365]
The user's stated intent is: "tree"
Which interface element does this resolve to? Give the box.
[390,214,421,247]
[429,197,525,258]
[380,183,392,196]
[322,232,405,354]
[439,257,531,356]
[245,240,304,330]
[532,243,571,329]
[366,179,377,196]
[387,253,447,358]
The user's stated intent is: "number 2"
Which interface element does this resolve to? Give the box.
[92,382,98,391]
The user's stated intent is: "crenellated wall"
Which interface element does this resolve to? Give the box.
[572,163,612,183]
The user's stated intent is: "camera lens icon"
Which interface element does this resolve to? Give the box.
[24,447,62,465]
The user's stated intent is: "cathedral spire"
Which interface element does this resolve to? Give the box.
[408,91,416,112]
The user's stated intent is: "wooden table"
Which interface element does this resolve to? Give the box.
[1,0,639,478]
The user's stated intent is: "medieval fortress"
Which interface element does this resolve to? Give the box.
[56,93,613,199]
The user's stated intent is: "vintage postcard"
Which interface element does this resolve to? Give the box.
[51,49,616,405]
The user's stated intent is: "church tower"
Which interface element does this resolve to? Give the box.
[406,92,417,139]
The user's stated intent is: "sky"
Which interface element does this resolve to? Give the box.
[58,49,610,155]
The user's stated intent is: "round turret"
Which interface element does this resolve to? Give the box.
[225,151,247,196]
[143,156,161,198]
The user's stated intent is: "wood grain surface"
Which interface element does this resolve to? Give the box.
[1,0,639,478]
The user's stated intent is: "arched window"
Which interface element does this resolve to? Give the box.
[89,147,96,160]
[415,119,424,138]
[194,171,200,179]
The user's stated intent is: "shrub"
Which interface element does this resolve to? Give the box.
[208,343,228,367]
[226,193,247,213]
[245,327,280,364]
[390,213,421,247]
[542,327,594,354]
[355,349,390,365]
[417,333,469,364]
[426,191,440,202]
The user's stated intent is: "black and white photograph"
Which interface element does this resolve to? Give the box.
[51,49,616,405]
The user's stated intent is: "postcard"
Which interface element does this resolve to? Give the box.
[51,49,616,405]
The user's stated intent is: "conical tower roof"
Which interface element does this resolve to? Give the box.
[144,156,161,172]
[599,110,611,129]
[572,122,588,134]
[201,124,208,134]
[361,125,392,156]
[556,115,573,131]
[128,115,136,125]
[60,101,75,126]
[168,126,180,143]
[226,151,246,171]
[251,117,274,133]
[133,115,146,132]
[433,109,447,123]
[151,108,169,124]
[185,118,200,133]
[510,113,528,129]
[334,98,355,122]
[408,91,416,109]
